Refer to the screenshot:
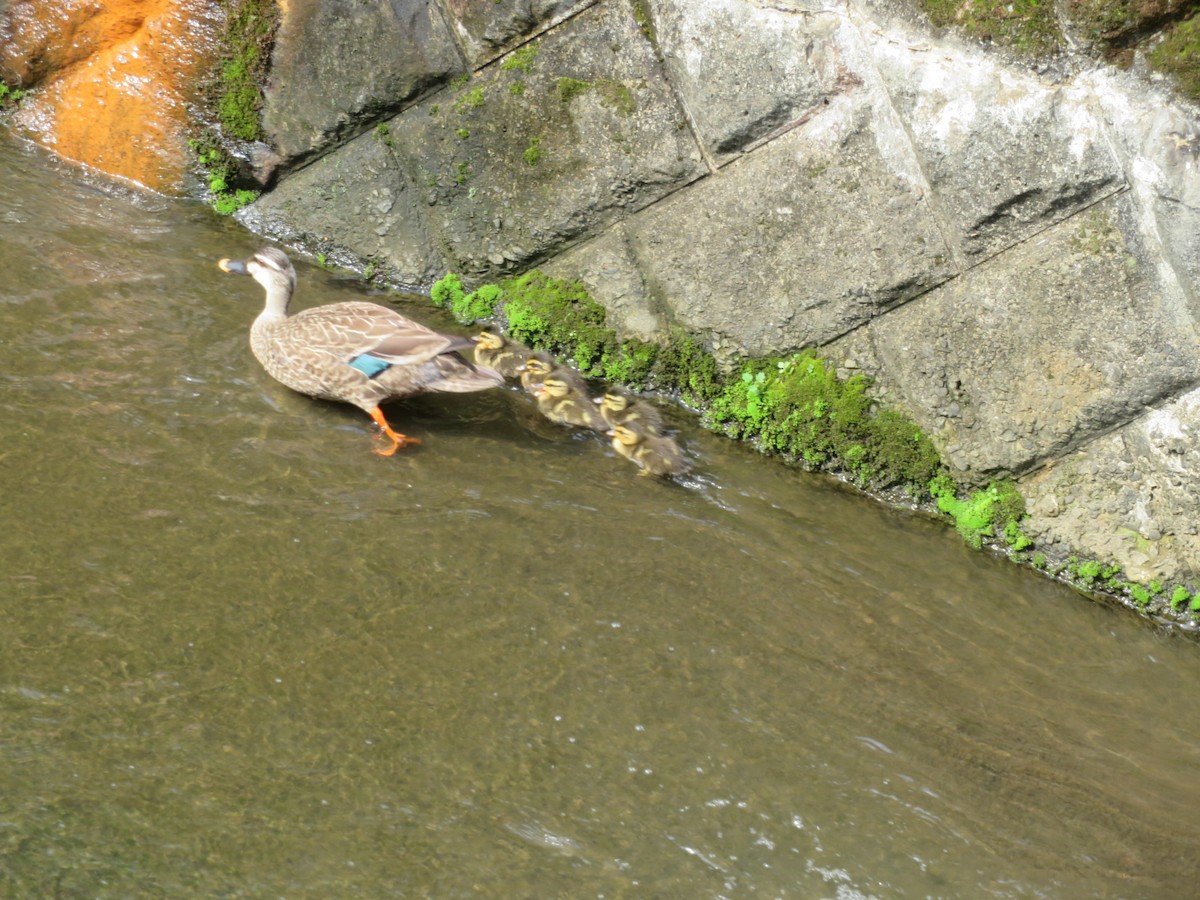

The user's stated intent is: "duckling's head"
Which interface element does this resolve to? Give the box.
[600,390,631,413]
[609,424,645,447]
[218,247,297,301]
[538,374,576,399]
[475,331,505,351]
[521,354,554,377]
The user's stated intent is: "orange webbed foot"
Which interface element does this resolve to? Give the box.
[369,408,421,456]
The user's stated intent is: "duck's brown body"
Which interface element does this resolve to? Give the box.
[220,248,502,454]
[610,423,689,477]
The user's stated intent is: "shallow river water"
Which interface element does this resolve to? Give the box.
[2,131,1199,898]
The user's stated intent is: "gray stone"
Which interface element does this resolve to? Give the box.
[867,193,1200,480]
[649,0,847,165]
[869,37,1125,265]
[382,0,705,281]
[240,130,443,291]
[1021,387,1200,586]
[624,94,955,357]
[441,0,595,67]
[262,0,463,167]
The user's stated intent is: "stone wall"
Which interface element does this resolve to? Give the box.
[237,0,1200,590]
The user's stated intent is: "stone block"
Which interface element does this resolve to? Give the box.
[383,0,705,280]
[622,93,955,357]
[240,130,444,290]
[440,0,595,67]
[262,0,463,166]
[870,34,1125,264]
[648,0,851,165]
[866,193,1200,480]
[1020,387,1200,586]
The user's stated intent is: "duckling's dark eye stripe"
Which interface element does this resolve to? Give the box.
[347,353,391,378]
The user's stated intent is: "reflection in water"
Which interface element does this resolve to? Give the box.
[2,131,1200,898]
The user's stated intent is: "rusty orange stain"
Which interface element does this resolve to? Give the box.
[4,0,225,194]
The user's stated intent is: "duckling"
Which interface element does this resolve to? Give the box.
[535,370,609,431]
[473,330,530,379]
[217,247,502,455]
[519,352,556,394]
[609,422,689,477]
[597,388,664,434]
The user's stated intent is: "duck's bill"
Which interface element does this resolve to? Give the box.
[218,257,248,274]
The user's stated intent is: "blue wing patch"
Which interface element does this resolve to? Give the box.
[347,353,391,378]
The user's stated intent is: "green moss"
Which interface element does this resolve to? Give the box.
[930,477,1029,549]
[430,274,503,324]
[373,122,395,149]
[453,87,486,114]
[918,0,1063,55]
[500,45,539,74]
[212,0,278,142]
[707,354,942,491]
[456,127,470,140]
[523,136,543,167]
[596,79,637,117]
[509,81,527,96]
[1148,13,1200,102]
[557,77,593,103]
[188,137,259,216]
[0,83,26,108]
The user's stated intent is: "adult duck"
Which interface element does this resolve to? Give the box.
[218,247,503,455]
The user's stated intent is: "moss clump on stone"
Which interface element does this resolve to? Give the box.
[500,45,539,74]
[919,0,1064,55]
[1148,13,1200,102]
[707,354,944,492]
[557,77,593,103]
[213,0,278,142]
[929,476,1030,549]
[430,273,500,324]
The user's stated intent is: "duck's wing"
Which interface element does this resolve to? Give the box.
[291,302,471,365]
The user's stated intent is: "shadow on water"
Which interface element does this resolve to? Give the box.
[3,131,1200,898]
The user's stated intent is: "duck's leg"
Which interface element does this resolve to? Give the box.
[368,407,421,456]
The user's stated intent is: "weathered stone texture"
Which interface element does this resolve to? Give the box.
[866,194,1200,480]
[262,0,463,166]
[649,0,848,165]
[241,131,443,290]
[441,0,594,67]
[383,0,705,281]
[1021,388,1200,586]
[623,95,954,358]
[870,39,1126,265]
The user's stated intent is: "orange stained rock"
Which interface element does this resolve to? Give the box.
[3,0,225,193]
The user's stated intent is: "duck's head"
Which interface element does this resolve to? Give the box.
[475,331,505,351]
[218,247,296,299]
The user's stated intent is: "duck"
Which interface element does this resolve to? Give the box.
[609,422,689,477]
[597,388,664,434]
[473,330,530,379]
[535,370,609,431]
[518,352,556,395]
[217,247,503,456]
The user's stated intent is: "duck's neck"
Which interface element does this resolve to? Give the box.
[254,281,292,329]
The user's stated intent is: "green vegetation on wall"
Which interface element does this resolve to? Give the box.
[212,0,278,142]
[918,0,1064,55]
[1149,13,1200,102]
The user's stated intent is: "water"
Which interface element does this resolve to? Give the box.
[2,130,1199,898]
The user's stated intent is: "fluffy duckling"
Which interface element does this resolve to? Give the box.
[519,352,556,394]
[609,422,689,477]
[597,388,664,434]
[535,370,609,431]
[473,330,530,379]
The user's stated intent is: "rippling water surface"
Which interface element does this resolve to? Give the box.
[3,131,1199,898]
